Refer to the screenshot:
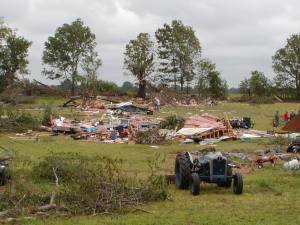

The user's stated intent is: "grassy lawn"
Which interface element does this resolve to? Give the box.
[1,100,300,225]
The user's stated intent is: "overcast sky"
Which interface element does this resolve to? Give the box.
[1,0,300,87]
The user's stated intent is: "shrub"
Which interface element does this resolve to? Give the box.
[133,128,167,144]
[160,115,185,131]
[0,106,40,132]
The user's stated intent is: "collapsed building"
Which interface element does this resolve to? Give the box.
[176,114,232,139]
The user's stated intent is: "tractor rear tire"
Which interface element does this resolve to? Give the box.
[233,173,243,195]
[175,153,192,189]
[189,173,200,195]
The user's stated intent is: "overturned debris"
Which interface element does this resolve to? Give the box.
[283,158,300,170]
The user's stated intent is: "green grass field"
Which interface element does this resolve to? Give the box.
[1,100,300,225]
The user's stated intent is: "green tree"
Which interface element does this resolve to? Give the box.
[273,34,300,99]
[194,59,215,97]
[239,71,272,97]
[0,19,31,91]
[81,51,102,95]
[123,33,154,98]
[273,74,295,99]
[155,20,201,94]
[42,18,101,95]
[249,70,271,96]
[206,70,227,99]
[239,78,251,97]
[121,81,136,92]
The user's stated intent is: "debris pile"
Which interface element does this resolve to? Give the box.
[283,113,300,132]
[176,114,231,140]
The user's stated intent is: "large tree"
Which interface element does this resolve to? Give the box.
[239,70,272,97]
[42,18,101,95]
[206,70,228,99]
[123,33,154,98]
[194,59,215,97]
[0,19,31,91]
[155,20,201,94]
[273,34,300,99]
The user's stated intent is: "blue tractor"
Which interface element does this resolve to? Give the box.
[175,151,243,195]
[0,160,9,186]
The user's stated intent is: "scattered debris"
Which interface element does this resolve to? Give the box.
[287,139,300,153]
[283,159,300,170]
[255,156,278,168]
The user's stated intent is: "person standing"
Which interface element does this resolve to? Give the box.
[154,97,160,113]
[283,111,289,125]
[290,112,296,120]
[273,111,279,128]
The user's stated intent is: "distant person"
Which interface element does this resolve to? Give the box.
[274,111,279,128]
[154,97,160,112]
[290,112,296,120]
[283,111,289,125]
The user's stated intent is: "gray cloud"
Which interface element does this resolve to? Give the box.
[1,0,300,87]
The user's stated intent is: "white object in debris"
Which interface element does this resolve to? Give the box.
[176,128,211,136]
[240,133,261,139]
[115,102,132,108]
[54,116,65,127]
[283,159,300,170]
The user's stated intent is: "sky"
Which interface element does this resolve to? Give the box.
[1,0,300,88]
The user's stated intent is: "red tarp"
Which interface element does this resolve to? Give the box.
[283,114,300,132]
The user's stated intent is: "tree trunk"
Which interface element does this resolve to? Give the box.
[137,80,146,98]
[4,71,15,86]
[186,82,189,95]
[180,75,184,95]
[71,76,76,96]
[174,74,177,93]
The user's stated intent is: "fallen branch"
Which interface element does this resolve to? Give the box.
[33,168,59,213]
[50,167,59,205]
[0,194,26,218]
[132,208,153,214]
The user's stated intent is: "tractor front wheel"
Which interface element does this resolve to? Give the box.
[233,173,243,195]
[189,173,200,195]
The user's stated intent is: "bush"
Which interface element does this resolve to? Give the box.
[42,106,54,126]
[133,128,167,144]
[160,115,185,131]
[0,106,40,132]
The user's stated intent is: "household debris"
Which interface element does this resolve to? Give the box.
[286,139,300,153]
[283,158,300,170]
[230,117,253,129]
[255,155,278,168]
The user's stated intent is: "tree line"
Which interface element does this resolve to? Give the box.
[0,17,300,99]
